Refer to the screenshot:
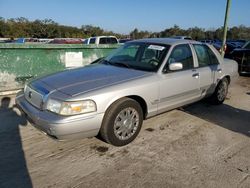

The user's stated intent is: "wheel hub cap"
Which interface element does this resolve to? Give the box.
[217,82,227,101]
[114,107,139,140]
[124,119,132,127]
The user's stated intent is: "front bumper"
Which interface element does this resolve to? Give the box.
[15,92,104,140]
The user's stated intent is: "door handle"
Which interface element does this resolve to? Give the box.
[192,73,200,78]
[217,68,222,73]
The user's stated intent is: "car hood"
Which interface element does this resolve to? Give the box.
[34,64,151,97]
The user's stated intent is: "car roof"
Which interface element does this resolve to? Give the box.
[170,36,192,39]
[129,38,200,46]
[90,36,117,39]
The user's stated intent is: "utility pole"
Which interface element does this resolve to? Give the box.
[220,0,232,58]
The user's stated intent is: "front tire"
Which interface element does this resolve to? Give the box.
[209,78,229,105]
[99,98,143,146]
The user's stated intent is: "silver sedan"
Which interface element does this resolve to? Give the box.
[16,38,238,146]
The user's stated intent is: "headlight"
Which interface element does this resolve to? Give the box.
[47,99,96,116]
[47,99,62,114]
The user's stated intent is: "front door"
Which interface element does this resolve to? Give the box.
[158,44,200,114]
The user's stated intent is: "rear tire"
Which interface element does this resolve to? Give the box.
[209,78,228,105]
[99,98,143,146]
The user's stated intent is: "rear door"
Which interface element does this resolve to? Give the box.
[157,44,200,113]
[192,44,221,96]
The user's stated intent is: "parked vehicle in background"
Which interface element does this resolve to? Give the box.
[227,39,247,48]
[170,36,193,40]
[16,38,238,146]
[1,38,25,43]
[37,38,54,43]
[212,41,237,57]
[84,36,119,45]
[49,38,83,44]
[199,39,214,44]
[0,38,11,43]
[228,41,250,75]
[0,38,54,44]
[15,38,25,43]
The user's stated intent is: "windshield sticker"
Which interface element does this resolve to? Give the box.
[148,45,165,51]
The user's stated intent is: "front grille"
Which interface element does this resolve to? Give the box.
[24,85,44,109]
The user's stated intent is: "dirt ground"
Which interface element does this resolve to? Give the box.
[0,76,249,188]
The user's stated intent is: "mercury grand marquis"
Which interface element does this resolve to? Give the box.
[16,38,238,146]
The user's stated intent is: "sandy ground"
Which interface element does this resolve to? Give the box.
[0,76,249,188]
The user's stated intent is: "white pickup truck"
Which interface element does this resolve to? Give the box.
[83,36,119,45]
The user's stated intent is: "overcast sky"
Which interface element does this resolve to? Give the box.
[0,0,249,34]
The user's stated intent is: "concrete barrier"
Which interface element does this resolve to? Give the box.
[0,43,119,92]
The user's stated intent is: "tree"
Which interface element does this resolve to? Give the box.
[130,28,150,39]
[0,17,249,41]
[187,27,205,40]
[81,25,104,37]
[0,17,6,37]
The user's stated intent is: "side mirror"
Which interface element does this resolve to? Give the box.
[169,62,183,71]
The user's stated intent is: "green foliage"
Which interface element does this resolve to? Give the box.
[130,28,151,39]
[0,17,121,39]
[0,17,249,40]
[130,25,250,40]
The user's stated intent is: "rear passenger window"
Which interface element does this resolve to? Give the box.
[89,38,96,44]
[207,47,219,65]
[110,37,118,44]
[106,38,111,44]
[167,44,194,71]
[99,38,107,44]
[100,37,118,44]
[193,45,210,67]
[194,44,219,67]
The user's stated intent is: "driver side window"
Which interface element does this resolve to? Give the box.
[166,44,194,71]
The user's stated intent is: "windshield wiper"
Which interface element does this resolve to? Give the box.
[111,62,131,69]
[101,59,131,69]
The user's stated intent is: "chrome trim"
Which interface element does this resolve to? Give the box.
[24,85,44,109]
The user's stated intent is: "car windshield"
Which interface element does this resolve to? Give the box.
[104,42,169,72]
